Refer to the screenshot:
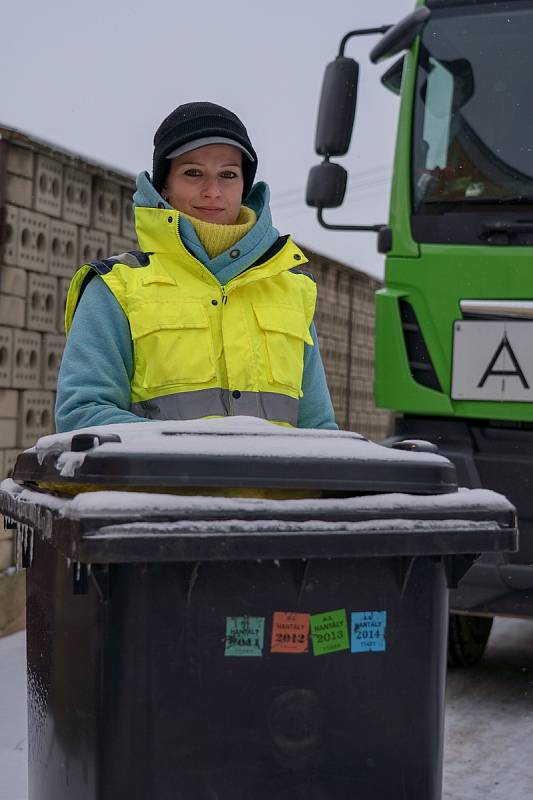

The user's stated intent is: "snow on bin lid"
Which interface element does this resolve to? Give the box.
[0,479,513,521]
[60,487,515,524]
[13,416,458,495]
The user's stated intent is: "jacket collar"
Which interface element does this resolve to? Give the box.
[133,205,307,287]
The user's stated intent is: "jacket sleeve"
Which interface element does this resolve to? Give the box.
[55,277,149,432]
[297,322,338,430]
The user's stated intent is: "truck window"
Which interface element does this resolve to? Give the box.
[411,2,533,243]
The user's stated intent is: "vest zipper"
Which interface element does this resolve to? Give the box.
[222,287,228,304]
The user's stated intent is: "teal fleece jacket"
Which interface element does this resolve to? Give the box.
[55,176,338,432]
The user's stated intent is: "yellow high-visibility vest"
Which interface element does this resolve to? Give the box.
[65,207,317,426]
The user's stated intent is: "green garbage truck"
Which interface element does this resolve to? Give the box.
[307,0,531,664]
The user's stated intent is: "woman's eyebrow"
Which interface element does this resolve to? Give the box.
[179,161,241,168]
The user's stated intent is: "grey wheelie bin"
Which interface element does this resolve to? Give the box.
[0,417,517,800]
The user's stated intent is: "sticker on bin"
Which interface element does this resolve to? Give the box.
[271,612,310,654]
[224,616,265,657]
[351,611,387,653]
[310,609,349,656]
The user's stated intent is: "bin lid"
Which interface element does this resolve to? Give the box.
[13,417,457,495]
[14,417,457,494]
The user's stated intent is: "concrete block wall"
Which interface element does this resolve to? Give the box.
[0,127,138,483]
[304,247,390,441]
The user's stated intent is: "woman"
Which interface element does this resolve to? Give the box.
[56,102,337,431]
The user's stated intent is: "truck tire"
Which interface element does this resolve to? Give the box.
[447,614,493,667]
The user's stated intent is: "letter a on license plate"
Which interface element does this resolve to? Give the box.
[451,320,533,401]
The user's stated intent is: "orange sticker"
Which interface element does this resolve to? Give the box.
[271,612,310,654]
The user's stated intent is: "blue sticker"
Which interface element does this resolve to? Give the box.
[224,616,265,656]
[351,611,387,653]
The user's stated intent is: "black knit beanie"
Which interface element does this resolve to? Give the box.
[152,102,258,199]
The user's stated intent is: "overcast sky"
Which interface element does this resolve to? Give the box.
[2,0,413,279]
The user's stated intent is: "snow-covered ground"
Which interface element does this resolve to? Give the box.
[443,617,533,800]
[0,631,26,800]
[1,619,532,799]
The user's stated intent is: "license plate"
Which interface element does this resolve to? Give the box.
[451,320,533,401]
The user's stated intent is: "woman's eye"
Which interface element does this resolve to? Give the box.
[184,169,202,177]
[221,171,239,179]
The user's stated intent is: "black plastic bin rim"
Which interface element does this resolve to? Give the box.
[69,520,517,564]
[0,485,517,565]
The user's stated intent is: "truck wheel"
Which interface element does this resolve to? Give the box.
[447,614,493,667]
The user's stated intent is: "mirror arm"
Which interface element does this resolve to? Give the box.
[338,26,392,57]
[317,209,384,233]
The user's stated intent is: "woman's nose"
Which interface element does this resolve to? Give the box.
[201,177,222,197]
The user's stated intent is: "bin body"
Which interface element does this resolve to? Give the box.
[1,419,516,800]
[27,532,448,800]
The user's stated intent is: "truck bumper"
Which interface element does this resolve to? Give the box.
[389,416,533,617]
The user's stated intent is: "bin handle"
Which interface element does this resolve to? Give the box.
[391,439,438,453]
[70,433,122,452]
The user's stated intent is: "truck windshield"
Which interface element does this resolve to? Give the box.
[412,2,533,222]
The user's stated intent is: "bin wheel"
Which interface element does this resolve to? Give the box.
[447,614,493,667]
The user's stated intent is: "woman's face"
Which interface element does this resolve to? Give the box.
[163,143,244,225]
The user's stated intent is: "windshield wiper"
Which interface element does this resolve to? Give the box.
[422,195,533,206]
[480,220,533,242]
[470,195,533,205]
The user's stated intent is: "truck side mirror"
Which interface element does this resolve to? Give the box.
[306,24,394,237]
[315,57,359,157]
[306,162,347,208]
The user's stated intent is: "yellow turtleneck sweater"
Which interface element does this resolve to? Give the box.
[182,205,256,260]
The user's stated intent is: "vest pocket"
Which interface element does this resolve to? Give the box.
[130,300,216,389]
[253,304,313,390]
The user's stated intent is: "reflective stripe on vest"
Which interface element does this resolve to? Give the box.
[131,387,298,425]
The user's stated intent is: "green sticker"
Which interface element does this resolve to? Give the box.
[224,616,265,656]
[310,609,349,656]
